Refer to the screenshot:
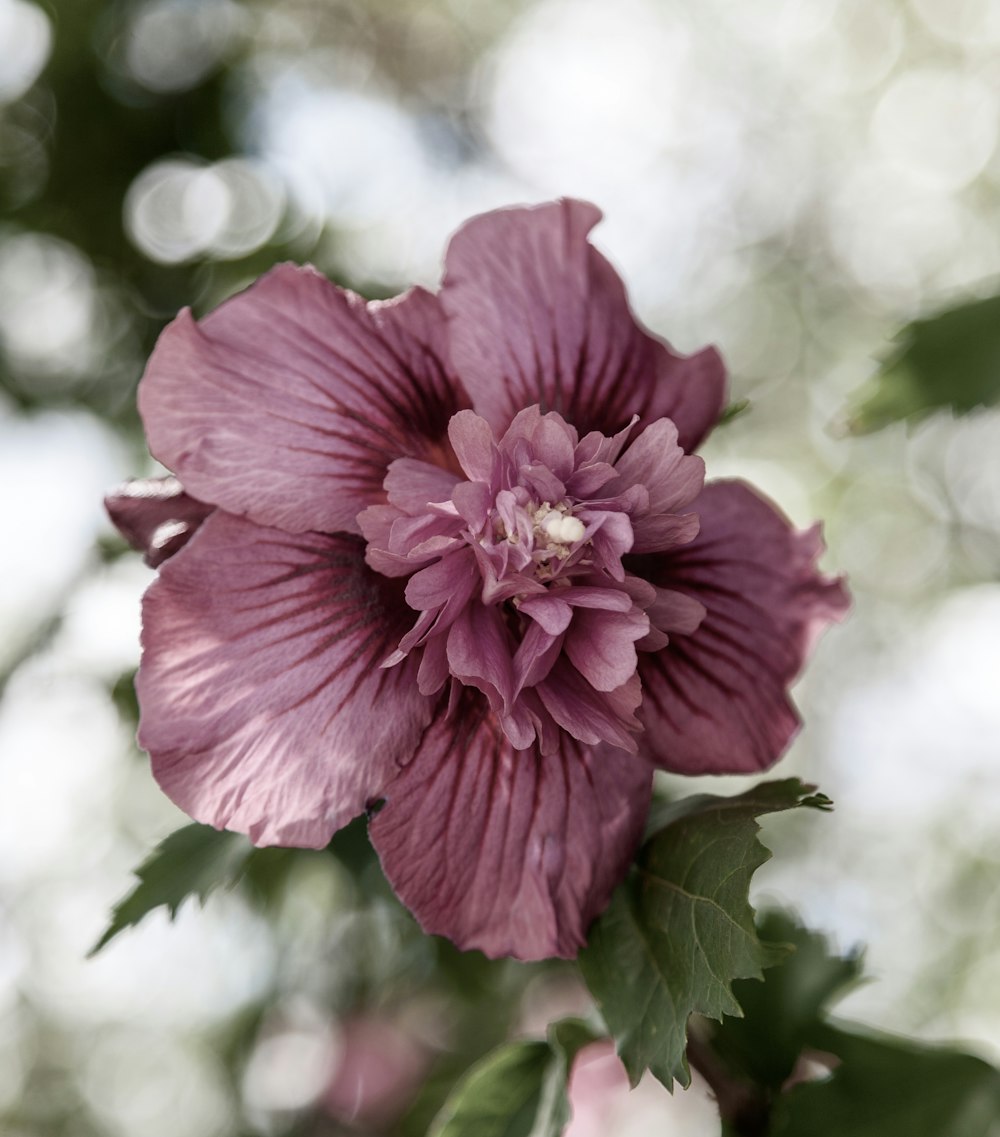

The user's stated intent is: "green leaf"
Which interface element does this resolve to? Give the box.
[109,669,139,728]
[711,909,865,1090]
[771,1023,1000,1137]
[537,1019,603,1137]
[91,814,387,955]
[578,779,831,1091]
[428,1040,549,1137]
[428,1019,599,1137]
[90,823,256,954]
[847,293,1000,433]
[717,398,751,427]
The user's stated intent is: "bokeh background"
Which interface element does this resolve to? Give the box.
[2,0,1000,1133]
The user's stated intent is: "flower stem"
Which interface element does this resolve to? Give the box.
[685,1032,771,1136]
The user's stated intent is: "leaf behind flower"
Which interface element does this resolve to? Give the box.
[427,1018,599,1137]
[89,823,255,955]
[847,293,1000,433]
[771,1022,1000,1136]
[90,815,380,955]
[578,778,831,1091]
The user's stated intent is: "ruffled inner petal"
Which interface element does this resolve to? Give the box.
[446,602,515,711]
[563,606,649,692]
[384,458,461,513]
[362,404,694,755]
[609,418,705,553]
[537,663,642,752]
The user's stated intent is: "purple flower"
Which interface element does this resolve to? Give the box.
[107,200,848,961]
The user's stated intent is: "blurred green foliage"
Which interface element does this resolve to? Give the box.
[428,1020,597,1137]
[773,1023,1000,1136]
[848,294,1000,434]
[705,911,1000,1137]
[3,0,243,424]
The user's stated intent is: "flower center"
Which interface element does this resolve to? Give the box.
[358,405,709,755]
[489,495,591,585]
[530,500,585,563]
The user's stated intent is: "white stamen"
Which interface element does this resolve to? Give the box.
[542,512,585,545]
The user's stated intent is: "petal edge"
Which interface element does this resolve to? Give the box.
[634,480,849,775]
[441,199,727,450]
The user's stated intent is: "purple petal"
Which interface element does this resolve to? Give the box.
[136,512,433,846]
[519,464,566,506]
[518,594,574,635]
[396,548,480,654]
[416,632,451,695]
[139,270,467,535]
[530,414,577,480]
[404,551,478,613]
[512,619,564,694]
[629,511,700,553]
[560,586,635,612]
[537,663,642,752]
[441,200,727,451]
[634,480,849,774]
[384,459,461,512]
[105,476,213,567]
[446,603,514,709]
[611,418,705,553]
[563,607,649,692]
[451,480,493,527]
[638,586,707,650]
[359,505,463,578]
[369,691,652,960]
[448,409,499,483]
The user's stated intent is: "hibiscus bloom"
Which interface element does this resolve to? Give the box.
[107,200,848,961]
